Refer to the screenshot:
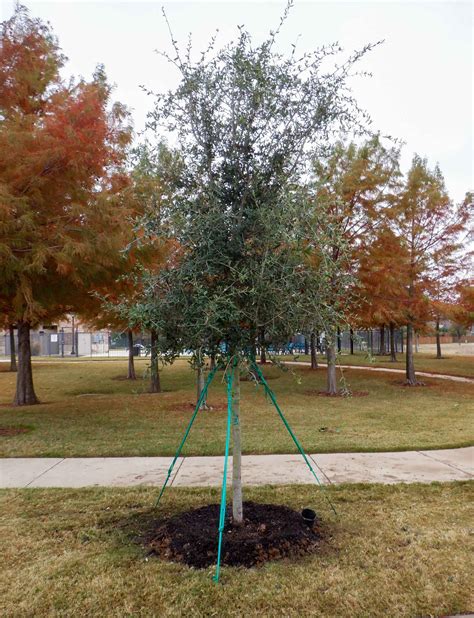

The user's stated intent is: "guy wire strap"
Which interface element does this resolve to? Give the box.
[251,360,337,517]
[155,364,219,507]
[213,357,236,584]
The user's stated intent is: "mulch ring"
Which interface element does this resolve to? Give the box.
[144,501,323,568]
[164,401,227,413]
[0,425,32,437]
[305,389,369,398]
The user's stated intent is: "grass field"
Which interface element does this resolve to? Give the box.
[284,350,474,377]
[1,359,473,457]
[0,482,472,617]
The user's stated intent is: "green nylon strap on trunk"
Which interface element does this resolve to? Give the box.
[251,360,337,517]
[213,357,236,584]
[155,364,219,507]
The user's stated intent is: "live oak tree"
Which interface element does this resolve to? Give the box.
[0,6,132,404]
[144,7,376,522]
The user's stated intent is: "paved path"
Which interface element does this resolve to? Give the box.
[285,361,474,383]
[1,447,472,489]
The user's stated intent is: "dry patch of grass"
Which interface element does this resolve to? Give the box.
[0,359,473,456]
[0,482,472,617]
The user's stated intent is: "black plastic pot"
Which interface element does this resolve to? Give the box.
[301,508,316,528]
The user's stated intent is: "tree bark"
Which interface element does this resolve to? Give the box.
[149,330,161,393]
[405,323,417,385]
[336,327,342,353]
[9,324,17,372]
[369,329,374,355]
[196,364,209,409]
[389,322,397,362]
[232,361,243,523]
[400,328,404,354]
[414,332,419,353]
[310,332,318,369]
[259,327,267,364]
[435,318,442,359]
[210,353,216,370]
[349,327,354,355]
[14,321,39,405]
[127,329,136,380]
[304,335,309,356]
[326,335,337,395]
[379,325,385,355]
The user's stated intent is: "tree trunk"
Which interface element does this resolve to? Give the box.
[326,336,337,395]
[389,322,397,362]
[304,335,309,356]
[369,329,374,355]
[349,327,354,355]
[405,323,417,385]
[414,332,419,353]
[127,329,136,380]
[435,318,442,359]
[310,332,318,369]
[379,325,385,355]
[232,361,243,524]
[336,327,342,353]
[210,353,216,370]
[14,321,39,406]
[259,327,266,365]
[9,324,17,372]
[400,328,404,354]
[149,330,161,393]
[196,364,209,409]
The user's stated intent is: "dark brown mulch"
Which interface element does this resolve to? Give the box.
[144,501,322,568]
[0,426,32,437]
[305,389,369,398]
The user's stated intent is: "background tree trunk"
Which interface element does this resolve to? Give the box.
[336,327,342,353]
[127,329,136,379]
[14,321,39,405]
[379,325,385,355]
[259,327,266,364]
[9,324,17,372]
[232,361,243,523]
[414,332,419,353]
[369,329,374,355]
[326,336,337,395]
[405,323,417,385]
[435,318,442,359]
[389,322,397,362]
[349,327,354,355]
[400,328,404,354]
[149,330,161,393]
[310,332,318,369]
[304,335,309,355]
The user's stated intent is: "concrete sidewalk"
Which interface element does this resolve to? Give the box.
[1,447,472,489]
[285,361,474,383]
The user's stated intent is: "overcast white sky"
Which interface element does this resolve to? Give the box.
[1,0,472,202]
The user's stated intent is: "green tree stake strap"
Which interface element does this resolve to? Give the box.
[251,360,337,516]
[155,365,219,507]
[213,359,236,584]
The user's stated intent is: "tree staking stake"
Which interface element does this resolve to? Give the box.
[155,364,218,507]
[213,356,237,583]
[251,360,338,517]
[155,355,337,584]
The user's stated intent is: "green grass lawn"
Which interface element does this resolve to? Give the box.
[1,359,473,457]
[0,482,472,617]
[285,350,474,377]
